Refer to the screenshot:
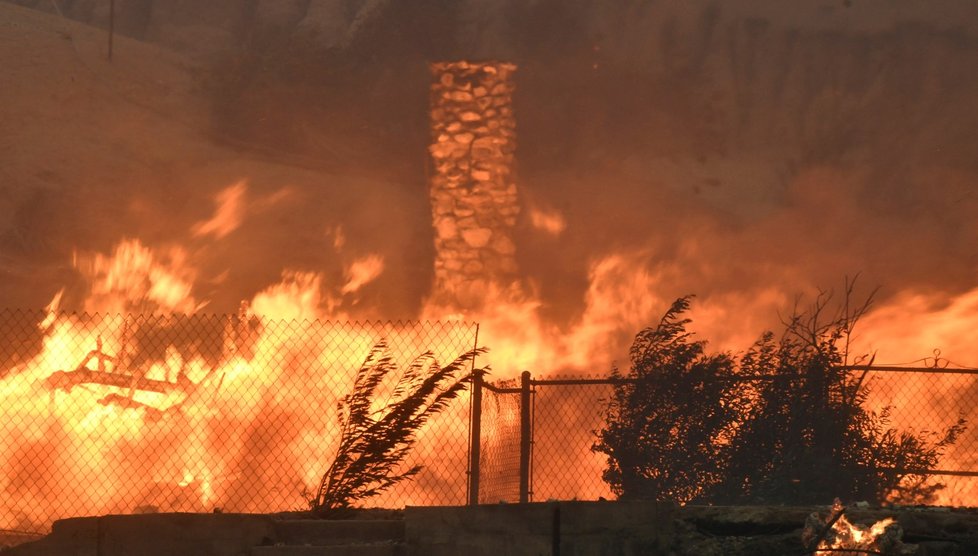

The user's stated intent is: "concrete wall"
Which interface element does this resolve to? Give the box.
[5,502,676,556]
[4,513,275,556]
[9,502,978,555]
[404,501,676,556]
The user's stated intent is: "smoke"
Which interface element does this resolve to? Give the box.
[2,0,978,367]
[4,1,978,516]
[506,2,978,364]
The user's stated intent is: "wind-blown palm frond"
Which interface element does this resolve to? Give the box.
[311,341,487,512]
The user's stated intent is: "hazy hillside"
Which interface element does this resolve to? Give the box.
[3,0,978,343]
[0,3,433,315]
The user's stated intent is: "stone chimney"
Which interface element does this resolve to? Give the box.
[428,61,519,309]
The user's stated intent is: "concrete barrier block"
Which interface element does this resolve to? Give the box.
[405,501,675,556]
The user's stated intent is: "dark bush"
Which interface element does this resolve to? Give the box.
[594,288,965,505]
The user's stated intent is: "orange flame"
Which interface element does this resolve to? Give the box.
[5,173,978,529]
[528,205,566,236]
[341,255,385,295]
[75,239,200,315]
[0,235,480,531]
[812,502,903,554]
[192,181,247,240]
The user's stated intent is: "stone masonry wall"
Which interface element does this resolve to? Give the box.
[428,61,519,309]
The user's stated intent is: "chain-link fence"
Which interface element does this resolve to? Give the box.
[529,378,616,503]
[0,308,479,533]
[6,304,978,533]
[856,366,978,503]
[471,374,619,505]
[474,367,978,507]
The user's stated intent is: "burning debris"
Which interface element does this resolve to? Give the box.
[3,0,978,535]
[43,337,215,421]
[803,500,915,556]
[669,504,978,556]
[0,238,481,531]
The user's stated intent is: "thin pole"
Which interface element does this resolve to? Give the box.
[108,0,115,61]
[519,370,532,503]
[551,504,561,556]
[466,324,482,506]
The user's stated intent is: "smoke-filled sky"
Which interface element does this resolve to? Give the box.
[2,0,978,368]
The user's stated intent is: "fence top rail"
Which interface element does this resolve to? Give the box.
[839,365,978,375]
[889,469,978,478]
[530,377,637,387]
[482,381,521,394]
[520,365,978,387]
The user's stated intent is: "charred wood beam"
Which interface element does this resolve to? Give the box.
[44,369,192,394]
[73,348,117,372]
[803,504,847,554]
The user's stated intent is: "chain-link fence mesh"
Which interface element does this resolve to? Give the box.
[475,369,978,506]
[0,309,478,533]
[859,368,978,504]
[476,379,522,504]
[6,304,978,533]
[529,379,615,503]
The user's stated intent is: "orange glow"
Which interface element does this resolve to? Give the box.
[0,237,473,531]
[813,501,901,554]
[191,181,247,240]
[4,184,978,530]
[857,287,978,365]
[76,238,199,315]
[528,205,566,236]
[341,255,385,295]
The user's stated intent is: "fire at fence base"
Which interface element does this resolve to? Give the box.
[472,368,978,509]
[5,305,978,535]
[0,310,479,533]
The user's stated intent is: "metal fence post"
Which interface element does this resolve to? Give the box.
[519,370,532,503]
[467,369,483,506]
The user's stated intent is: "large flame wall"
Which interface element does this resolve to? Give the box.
[0,310,478,532]
[428,61,520,309]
